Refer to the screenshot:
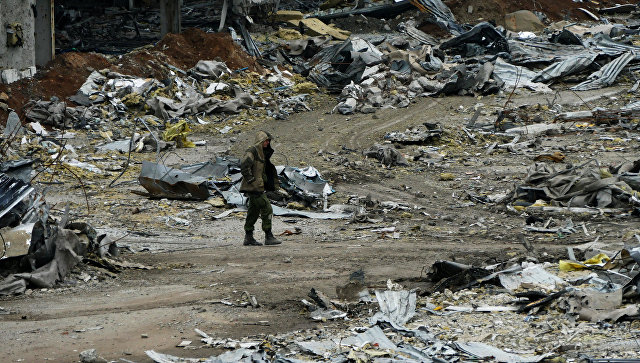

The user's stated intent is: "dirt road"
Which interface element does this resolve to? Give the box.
[1,87,639,362]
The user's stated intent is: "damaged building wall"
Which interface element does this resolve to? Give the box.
[0,0,37,83]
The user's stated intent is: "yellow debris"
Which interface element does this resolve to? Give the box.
[276,28,304,40]
[122,92,144,107]
[439,173,455,181]
[559,253,611,271]
[531,200,548,207]
[292,82,318,93]
[205,197,226,207]
[162,120,195,148]
[287,201,307,210]
[599,168,613,178]
[287,18,351,40]
[400,212,412,218]
[272,10,304,22]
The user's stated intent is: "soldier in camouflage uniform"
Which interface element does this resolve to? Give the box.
[239,131,282,246]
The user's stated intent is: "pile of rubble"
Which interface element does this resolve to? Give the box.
[0,161,122,296]
[242,1,640,116]
[145,242,640,361]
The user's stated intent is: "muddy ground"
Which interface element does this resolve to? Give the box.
[2,85,640,362]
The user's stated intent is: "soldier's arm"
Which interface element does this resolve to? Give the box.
[240,150,256,183]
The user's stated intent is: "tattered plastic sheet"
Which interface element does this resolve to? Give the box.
[571,51,635,91]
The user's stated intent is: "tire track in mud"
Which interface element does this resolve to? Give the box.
[323,99,441,150]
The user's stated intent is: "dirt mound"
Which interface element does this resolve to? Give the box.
[154,28,263,72]
[0,28,264,124]
[115,48,173,80]
[446,0,633,25]
[0,52,110,121]
[38,52,111,99]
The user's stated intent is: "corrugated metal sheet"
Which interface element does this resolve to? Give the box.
[571,51,635,91]
[0,173,34,223]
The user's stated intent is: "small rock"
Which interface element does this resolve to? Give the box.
[79,349,106,363]
[141,333,149,338]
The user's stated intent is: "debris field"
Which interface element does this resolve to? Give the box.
[2,0,640,362]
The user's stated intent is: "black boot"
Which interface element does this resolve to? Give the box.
[264,230,282,245]
[243,231,262,246]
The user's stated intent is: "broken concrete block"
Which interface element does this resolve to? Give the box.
[397,95,410,108]
[367,93,383,107]
[361,104,377,114]
[504,10,545,32]
[18,66,36,80]
[408,80,423,93]
[1,69,20,84]
[79,349,107,363]
[3,111,24,137]
[336,97,357,114]
[417,77,443,92]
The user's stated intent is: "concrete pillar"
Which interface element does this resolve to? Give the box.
[160,0,181,36]
[34,0,54,67]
